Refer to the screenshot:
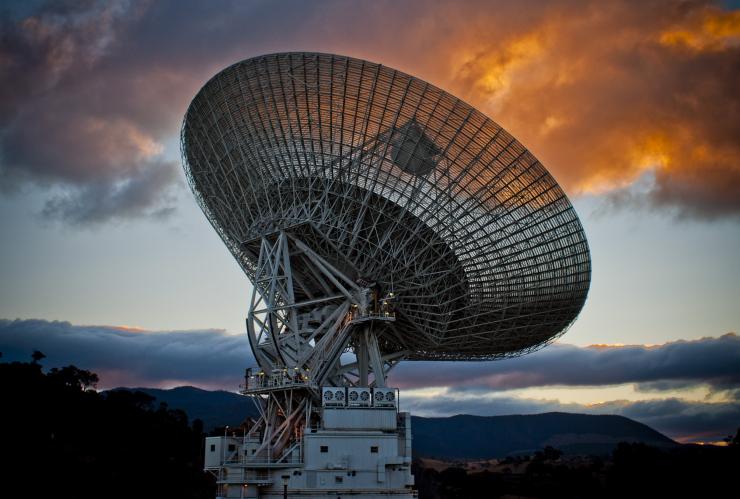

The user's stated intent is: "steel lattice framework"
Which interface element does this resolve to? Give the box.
[181,52,591,362]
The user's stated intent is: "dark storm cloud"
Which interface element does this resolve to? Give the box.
[2,0,739,224]
[404,394,584,417]
[2,318,738,396]
[389,334,740,393]
[0,0,181,224]
[0,0,339,224]
[609,398,740,441]
[0,318,254,389]
[2,318,738,441]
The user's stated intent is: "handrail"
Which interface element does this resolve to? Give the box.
[222,457,303,466]
[240,373,316,394]
[220,441,303,467]
[346,306,396,324]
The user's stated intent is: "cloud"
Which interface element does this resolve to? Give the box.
[605,398,740,442]
[0,318,254,389]
[390,333,740,394]
[2,0,739,224]
[0,1,183,225]
[2,318,737,441]
[2,318,737,395]
[40,159,180,225]
[433,0,740,220]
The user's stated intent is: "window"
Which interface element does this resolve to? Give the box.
[228,444,236,452]
[370,446,379,453]
[210,444,216,452]
[335,476,343,483]
[320,445,328,453]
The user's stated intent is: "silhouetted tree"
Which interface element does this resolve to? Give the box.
[31,349,46,364]
[724,427,740,447]
[542,445,563,461]
[1,357,215,499]
[48,365,99,390]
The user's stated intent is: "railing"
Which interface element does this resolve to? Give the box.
[223,455,303,467]
[217,469,272,485]
[240,370,316,394]
[222,443,303,468]
[345,304,396,324]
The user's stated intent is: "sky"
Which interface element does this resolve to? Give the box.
[0,0,738,444]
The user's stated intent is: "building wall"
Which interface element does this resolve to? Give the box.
[207,412,415,498]
[323,407,397,430]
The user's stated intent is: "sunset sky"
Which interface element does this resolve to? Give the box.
[1,0,738,445]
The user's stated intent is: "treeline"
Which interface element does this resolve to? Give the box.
[413,437,740,498]
[0,354,215,498]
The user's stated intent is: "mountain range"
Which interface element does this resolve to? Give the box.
[117,386,676,458]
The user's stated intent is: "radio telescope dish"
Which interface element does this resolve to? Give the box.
[183,52,590,498]
[182,52,590,363]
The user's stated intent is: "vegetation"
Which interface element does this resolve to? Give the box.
[1,355,215,498]
[413,439,739,498]
[2,353,737,498]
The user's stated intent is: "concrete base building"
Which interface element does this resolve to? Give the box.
[205,386,415,498]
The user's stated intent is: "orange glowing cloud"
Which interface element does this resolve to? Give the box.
[111,325,147,333]
[660,8,740,50]
[331,0,740,219]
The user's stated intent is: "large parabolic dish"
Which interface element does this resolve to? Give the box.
[182,52,591,361]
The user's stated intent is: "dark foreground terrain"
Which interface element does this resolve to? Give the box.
[2,357,738,498]
[412,440,739,498]
[0,357,215,498]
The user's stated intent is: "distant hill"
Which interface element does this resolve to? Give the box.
[113,386,676,458]
[111,386,258,431]
[413,412,676,458]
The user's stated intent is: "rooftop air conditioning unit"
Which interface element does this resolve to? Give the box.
[347,387,371,407]
[322,387,346,407]
[372,388,396,408]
